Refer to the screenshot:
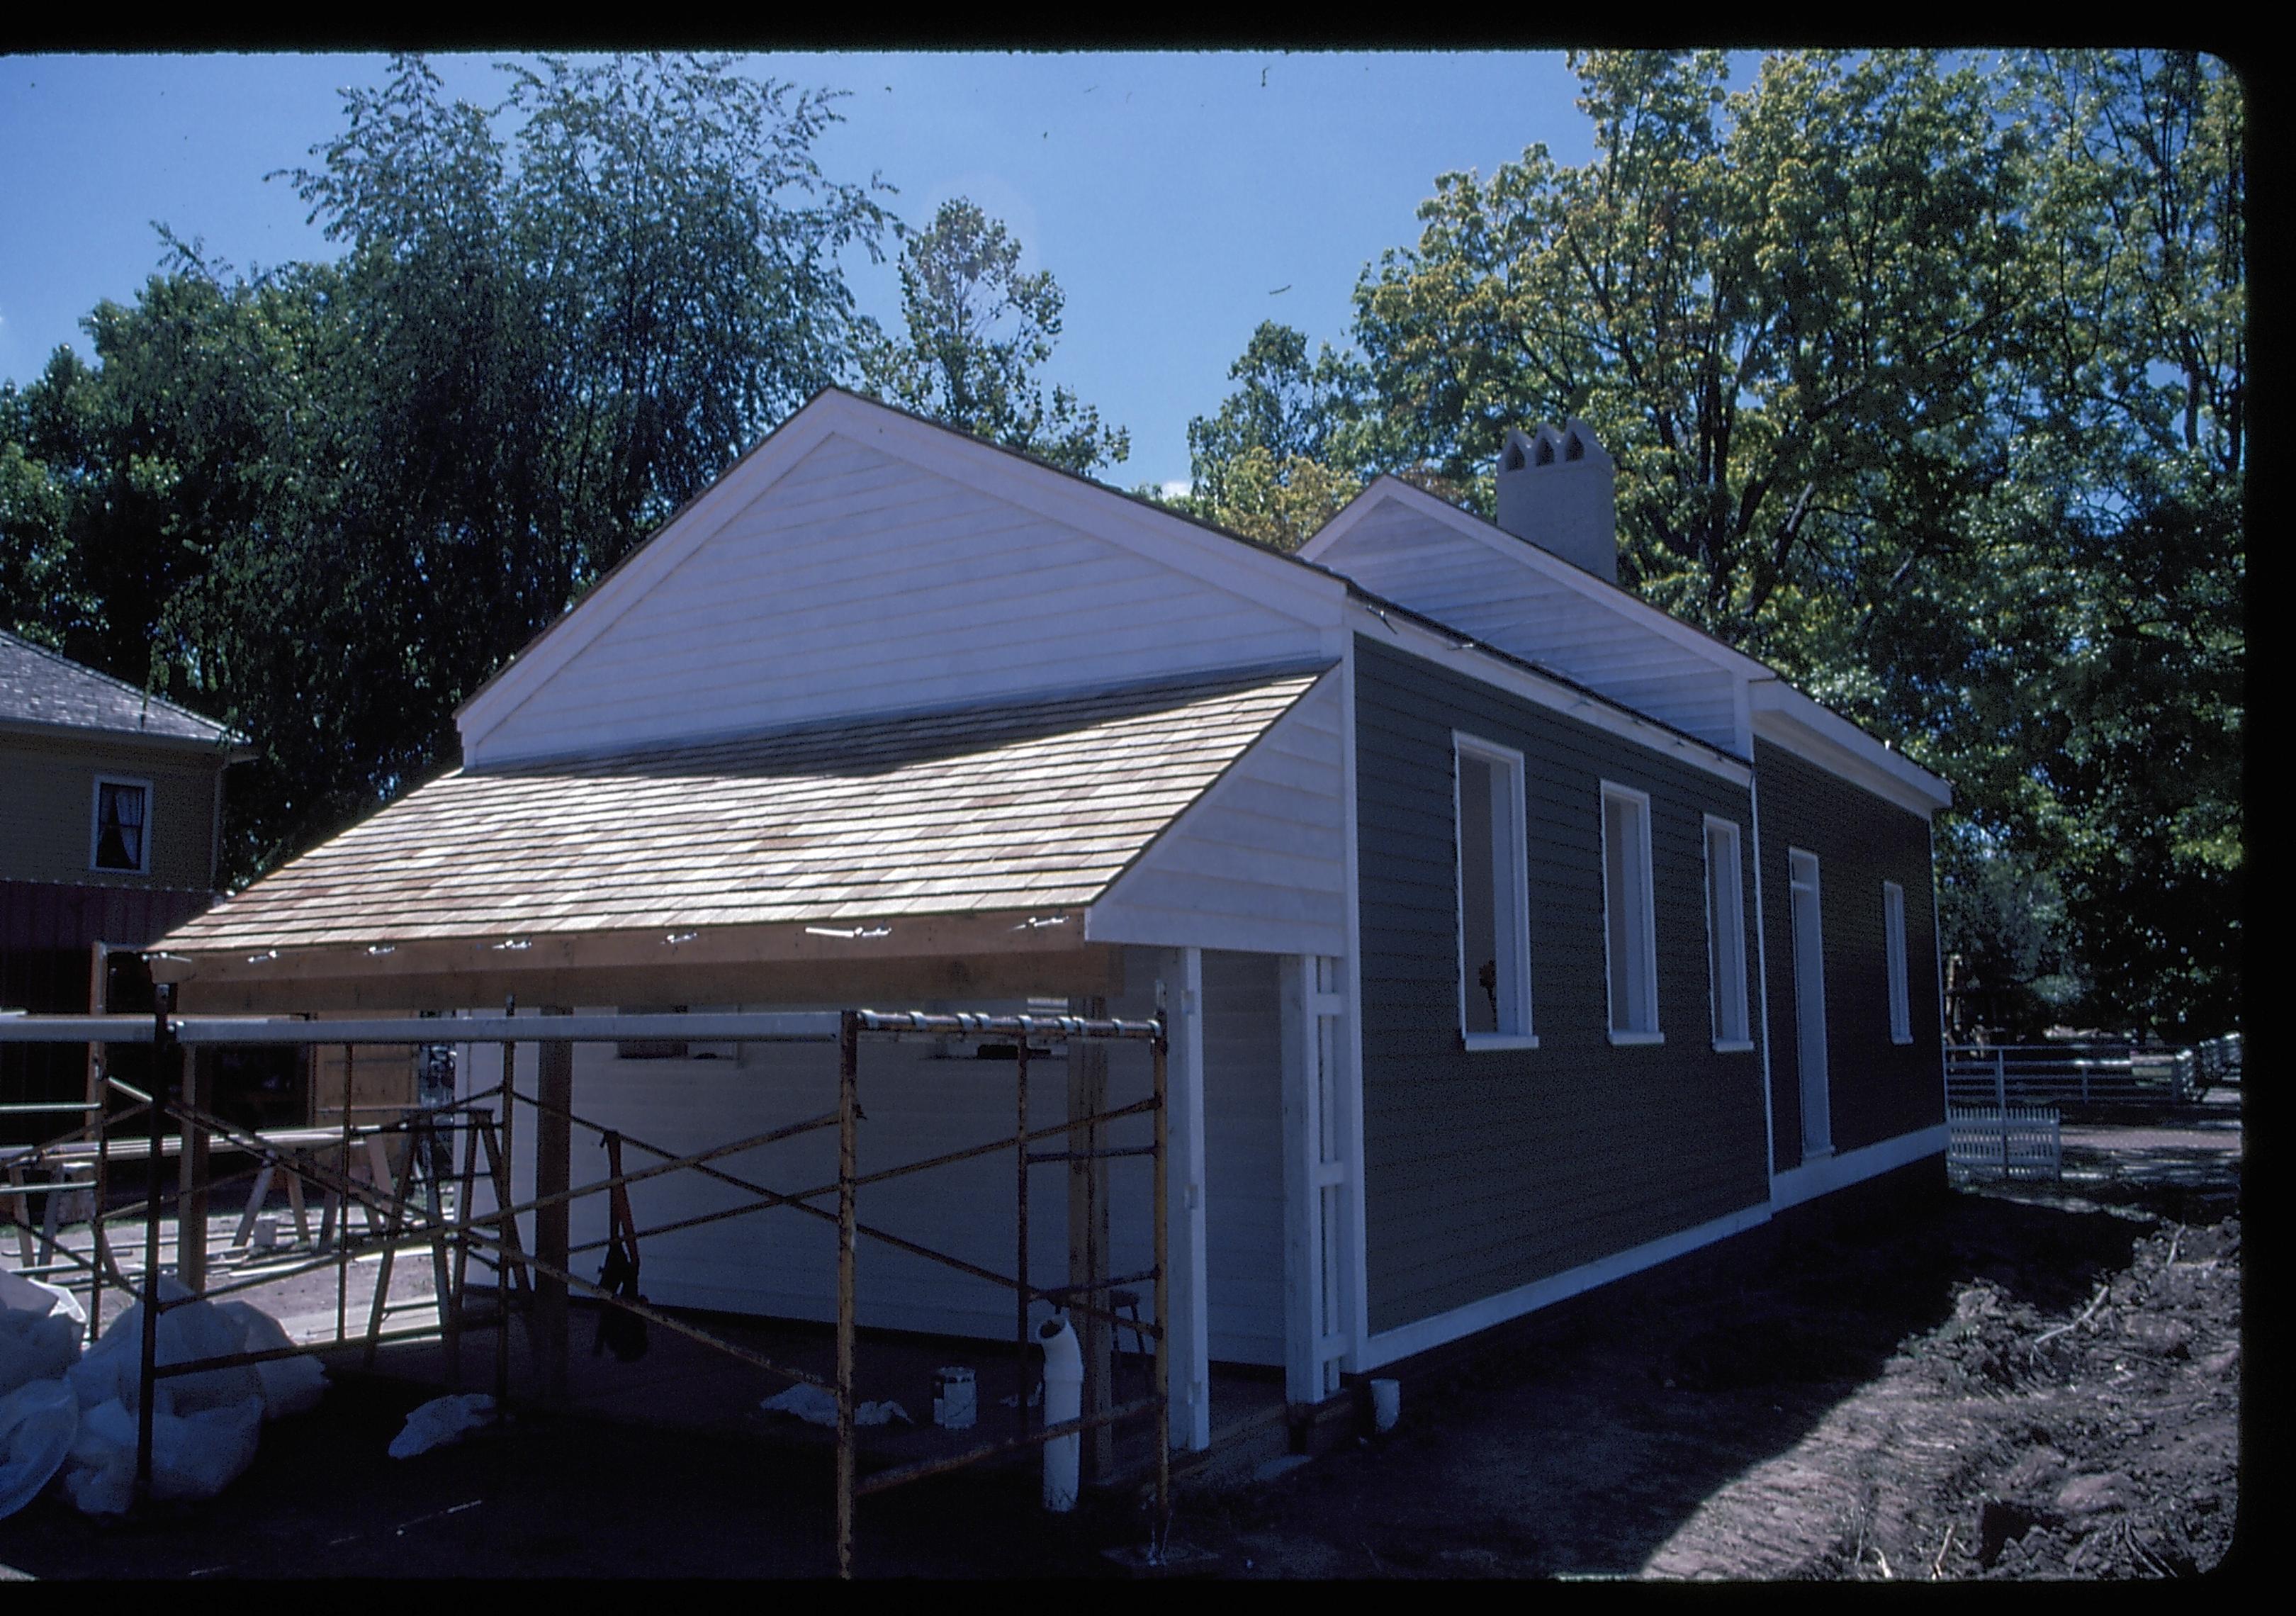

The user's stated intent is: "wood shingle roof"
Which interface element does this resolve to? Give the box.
[162,666,1329,955]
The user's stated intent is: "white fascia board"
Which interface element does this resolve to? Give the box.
[1353,602,1752,788]
[1769,1123,1948,1211]
[1359,1200,1772,1370]
[1749,680,1952,819]
[459,389,1348,757]
[1304,479,1769,683]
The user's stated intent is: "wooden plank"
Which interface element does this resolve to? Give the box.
[176,947,1125,1016]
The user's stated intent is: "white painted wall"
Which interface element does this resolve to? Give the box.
[1088,670,1349,960]
[1312,498,1743,752]
[452,949,1285,1367]
[468,430,1334,767]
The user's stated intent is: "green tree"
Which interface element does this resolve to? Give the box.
[1,53,896,882]
[861,198,1128,476]
[1182,321,1373,550]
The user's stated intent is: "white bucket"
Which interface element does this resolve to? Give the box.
[1040,1317,1083,1512]
[933,1366,977,1432]
[251,1216,281,1253]
[1370,1377,1401,1434]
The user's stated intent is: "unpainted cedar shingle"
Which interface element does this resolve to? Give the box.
[162,667,1327,952]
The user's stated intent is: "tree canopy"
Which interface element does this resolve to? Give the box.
[0,50,2241,1037]
[2,54,896,878]
[1180,49,2241,1036]
[860,197,1127,475]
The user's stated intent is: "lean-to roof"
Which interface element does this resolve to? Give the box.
[160,666,1328,956]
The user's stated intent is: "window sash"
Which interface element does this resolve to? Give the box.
[1602,786,1659,1036]
[1704,819,1749,1045]
[1884,882,1912,1043]
[1456,738,1531,1043]
[93,780,149,872]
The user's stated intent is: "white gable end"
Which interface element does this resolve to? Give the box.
[463,403,1341,765]
[1307,492,1746,754]
[1088,667,1348,957]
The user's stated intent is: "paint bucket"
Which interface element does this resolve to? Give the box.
[1369,1378,1401,1434]
[252,1215,281,1253]
[933,1366,977,1431]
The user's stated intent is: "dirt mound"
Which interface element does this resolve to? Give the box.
[1650,1214,2240,1579]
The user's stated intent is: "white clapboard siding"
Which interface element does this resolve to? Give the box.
[1314,498,1743,751]
[1088,670,1349,958]
[470,430,1333,766]
[452,957,1285,1367]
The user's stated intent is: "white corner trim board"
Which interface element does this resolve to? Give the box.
[1769,1123,1949,1212]
[1357,1201,1772,1371]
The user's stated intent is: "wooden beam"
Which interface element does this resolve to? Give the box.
[1068,992,1113,1481]
[532,1009,573,1404]
[176,947,1123,1015]
[163,907,1094,992]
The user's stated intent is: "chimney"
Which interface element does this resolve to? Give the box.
[1495,420,1617,583]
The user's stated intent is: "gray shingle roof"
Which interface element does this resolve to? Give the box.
[162,666,1329,953]
[0,630,238,744]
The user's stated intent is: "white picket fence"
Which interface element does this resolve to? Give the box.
[1947,1104,2064,1183]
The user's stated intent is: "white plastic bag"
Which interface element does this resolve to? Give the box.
[0,1264,86,1325]
[388,1392,496,1459]
[0,1378,78,1519]
[214,1301,327,1420]
[756,1384,909,1427]
[58,1392,264,1515]
[64,1276,261,1418]
[0,1310,80,1401]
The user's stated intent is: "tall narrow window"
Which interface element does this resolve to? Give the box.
[1455,736,1534,1047]
[1884,881,1913,1044]
[1704,817,1751,1048]
[91,778,150,874]
[1601,783,1660,1042]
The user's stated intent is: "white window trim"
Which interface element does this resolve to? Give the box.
[1599,780,1662,1044]
[1454,732,1536,1051]
[89,774,154,875]
[1884,880,1913,1045]
[1702,814,1753,1053]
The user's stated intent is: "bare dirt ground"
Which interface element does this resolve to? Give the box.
[1196,1093,2244,1581]
[0,1094,2245,1579]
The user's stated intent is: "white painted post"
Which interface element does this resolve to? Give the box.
[1278,957,1319,1406]
[1164,947,1211,1452]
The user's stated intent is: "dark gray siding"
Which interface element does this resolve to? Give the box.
[1755,739,1945,1167]
[1354,637,1770,1337]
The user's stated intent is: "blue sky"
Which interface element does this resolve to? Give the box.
[0,51,1603,490]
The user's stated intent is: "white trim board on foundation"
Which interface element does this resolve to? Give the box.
[1356,1201,1772,1371]
[1769,1123,1948,1211]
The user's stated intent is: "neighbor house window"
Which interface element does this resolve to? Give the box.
[91,778,151,874]
[1884,882,1913,1044]
[1601,783,1660,1043]
[1704,817,1751,1050]
[1455,734,1534,1048]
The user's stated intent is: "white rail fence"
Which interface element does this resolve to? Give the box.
[1945,1035,2240,1109]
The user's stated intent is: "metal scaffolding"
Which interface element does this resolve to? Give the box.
[0,994,1171,1576]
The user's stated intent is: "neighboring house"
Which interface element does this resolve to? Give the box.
[1,630,252,1140]
[153,389,1951,1449]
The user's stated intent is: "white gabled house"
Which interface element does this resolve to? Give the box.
[159,388,1952,1453]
